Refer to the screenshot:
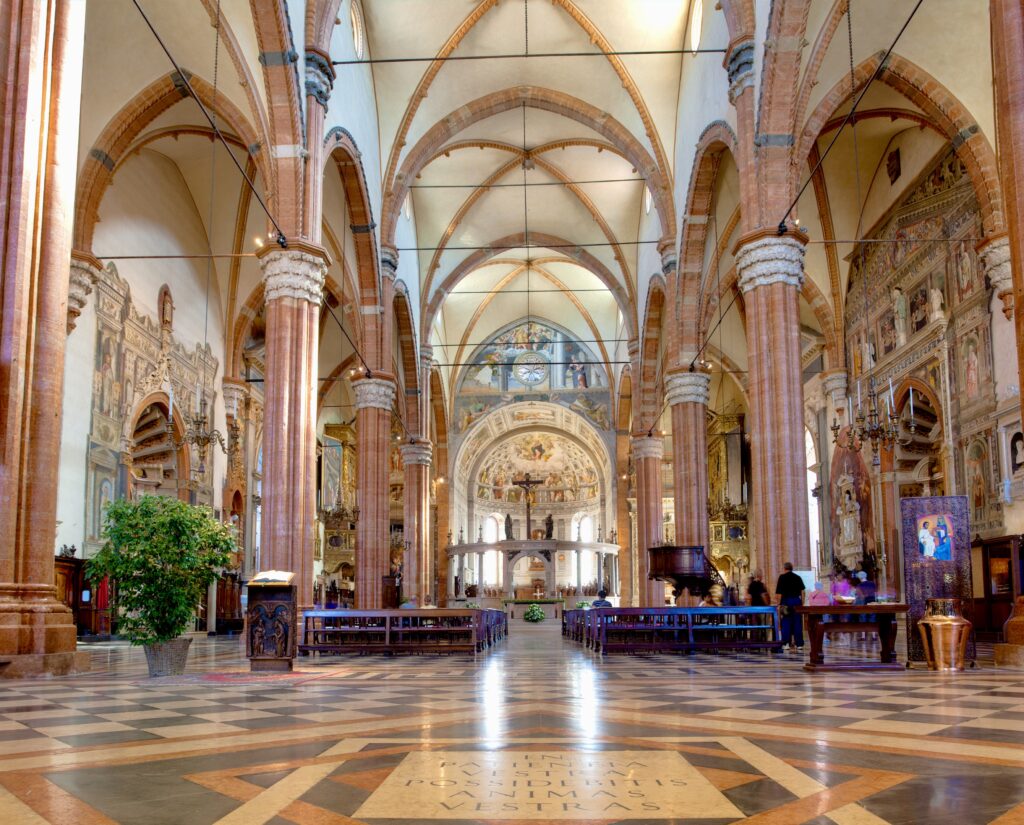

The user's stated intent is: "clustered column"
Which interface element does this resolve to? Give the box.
[353,376,397,608]
[400,439,432,604]
[735,234,811,582]
[631,435,665,606]
[257,246,327,607]
[665,368,712,553]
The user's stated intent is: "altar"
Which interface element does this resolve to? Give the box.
[445,538,621,606]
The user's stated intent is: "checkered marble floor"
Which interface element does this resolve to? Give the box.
[1,627,1023,823]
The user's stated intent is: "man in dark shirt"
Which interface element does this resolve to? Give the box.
[591,590,612,608]
[747,570,768,606]
[775,562,805,650]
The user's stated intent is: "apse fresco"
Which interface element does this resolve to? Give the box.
[474,433,600,504]
[454,320,612,435]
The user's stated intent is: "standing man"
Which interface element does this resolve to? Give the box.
[775,562,806,651]
[747,570,769,606]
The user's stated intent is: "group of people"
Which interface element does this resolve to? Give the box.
[745,565,878,650]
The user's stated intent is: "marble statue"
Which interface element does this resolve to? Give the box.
[929,287,946,322]
[504,513,513,541]
[893,287,907,346]
[544,513,554,540]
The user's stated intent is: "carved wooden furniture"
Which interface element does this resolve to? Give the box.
[796,604,909,672]
[567,606,781,655]
[647,545,726,599]
[246,581,297,672]
[298,609,507,655]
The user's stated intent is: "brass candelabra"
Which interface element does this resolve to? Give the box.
[831,377,916,465]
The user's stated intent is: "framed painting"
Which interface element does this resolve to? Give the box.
[900,495,974,662]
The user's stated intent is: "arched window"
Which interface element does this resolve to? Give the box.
[570,513,595,543]
[350,0,365,59]
[482,515,500,544]
[688,0,703,54]
[805,429,820,564]
[483,550,499,585]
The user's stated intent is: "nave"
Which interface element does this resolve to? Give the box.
[1,627,1024,824]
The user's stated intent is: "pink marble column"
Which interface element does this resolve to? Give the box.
[631,435,666,606]
[735,234,810,583]
[666,369,711,552]
[257,246,327,607]
[0,0,87,676]
[353,377,396,608]
[400,439,432,604]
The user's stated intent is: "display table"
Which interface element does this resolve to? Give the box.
[796,604,909,672]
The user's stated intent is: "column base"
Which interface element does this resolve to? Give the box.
[0,650,91,679]
[0,585,86,678]
[994,643,1024,667]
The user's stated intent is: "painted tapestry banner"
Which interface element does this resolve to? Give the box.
[900,495,974,662]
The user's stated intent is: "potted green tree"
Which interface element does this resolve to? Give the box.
[87,496,235,677]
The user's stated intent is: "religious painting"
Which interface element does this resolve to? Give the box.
[990,556,1012,596]
[961,335,981,399]
[879,310,897,356]
[951,238,976,303]
[829,435,875,560]
[472,432,600,506]
[320,434,342,510]
[909,282,929,333]
[966,440,988,525]
[1011,432,1024,476]
[901,496,973,662]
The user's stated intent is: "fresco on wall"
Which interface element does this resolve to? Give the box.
[453,320,612,439]
[474,433,600,505]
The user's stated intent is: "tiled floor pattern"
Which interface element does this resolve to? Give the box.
[0,627,1023,823]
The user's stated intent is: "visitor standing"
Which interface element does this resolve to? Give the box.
[747,570,769,606]
[775,562,806,650]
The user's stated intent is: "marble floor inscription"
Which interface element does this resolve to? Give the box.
[355,749,744,820]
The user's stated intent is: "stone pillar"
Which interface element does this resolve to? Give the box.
[821,370,848,571]
[980,236,1019,401]
[0,0,88,676]
[257,247,327,608]
[665,368,712,552]
[575,550,583,597]
[632,435,666,606]
[477,552,484,590]
[206,581,217,636]
[353,376,396,608]
[400,439,432,603]
[735,234,810,582]
[67,251,102,334]
[990,0,1024,401]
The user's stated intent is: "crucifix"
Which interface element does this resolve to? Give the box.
[512,472,543,539]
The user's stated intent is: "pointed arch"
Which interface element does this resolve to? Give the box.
[637,276,667,432]
[73,72,270,251]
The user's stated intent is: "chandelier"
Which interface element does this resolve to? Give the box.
[170,394,229,475]
[832,378,916,466]
[318,491,359,524]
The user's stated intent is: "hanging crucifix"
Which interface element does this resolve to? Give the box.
[512,472,543,539]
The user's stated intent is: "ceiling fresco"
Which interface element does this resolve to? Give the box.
[474,432,600,504]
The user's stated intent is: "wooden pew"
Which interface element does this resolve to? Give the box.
[578,607,782,655]
[298,609,507,656]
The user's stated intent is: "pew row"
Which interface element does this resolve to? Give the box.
[298,609,507,655]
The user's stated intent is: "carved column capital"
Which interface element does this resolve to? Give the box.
[68,252,102,333]
[664,370,711,407]
[658,237,677,275]
[630,435,664,462]
[381,245,399,281]
[304,49,335,107]
[222,378,248,420]
[821,369,849,409]
[980,235,1013,318]
[400,439,433,466]
[259,247,327,304]
[736,234,805,293]
[353,376,396,411]
[726,37,755,103]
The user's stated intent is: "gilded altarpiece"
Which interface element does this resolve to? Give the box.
[84,264,218,556]
[843,147,1002,556]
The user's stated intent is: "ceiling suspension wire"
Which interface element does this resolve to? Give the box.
[331,47,728,66]
[130,0,288,247]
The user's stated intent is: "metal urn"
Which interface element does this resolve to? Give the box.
[917,598,973,671]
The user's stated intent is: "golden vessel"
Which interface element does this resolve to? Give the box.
[917,598,972,671]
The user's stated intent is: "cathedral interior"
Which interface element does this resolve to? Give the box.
[3,1,1024,822]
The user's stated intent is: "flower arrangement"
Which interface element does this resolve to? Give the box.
[465,602,481,609]
[575,600,589,609]
[523,603,546,622]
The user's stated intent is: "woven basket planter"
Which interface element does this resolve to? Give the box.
[143,637,193,677]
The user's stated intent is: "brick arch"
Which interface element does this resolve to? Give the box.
[636,276,667,433]
[383,86,674,249]
[617,366,633,432]
[419,145,637,310]
[893,376,943,438]
[719,0,756,39]
[230,273,356,381]
[795,52,1004,237]
[73,72,269,251]
[378,1,672,225]
[421,231,637,347]
[392,286,420,434]
[698,265,839,367]
[317,352,359,417]
[429,365,449,450]
[678,122,739,359]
